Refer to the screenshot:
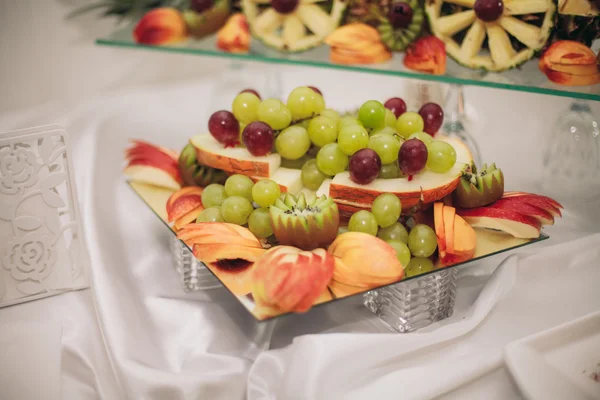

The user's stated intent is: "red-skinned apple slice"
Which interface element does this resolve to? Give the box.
[177,222,263,248]
[193,243,266,295]
[490,198,554,225]
[167,194,203,222]
[456,207,541,239]
[502,192,563,211]
[124,140,183,190]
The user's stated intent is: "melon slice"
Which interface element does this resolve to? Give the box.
[251,167,303,194]
[327,136,472,213]
[190,134,281,178]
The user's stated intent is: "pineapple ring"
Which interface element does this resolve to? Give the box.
[425,0,556,72]
[242,0,347,52]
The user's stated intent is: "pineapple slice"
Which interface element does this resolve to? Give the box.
[242,0,347,52]
[426,0,556,72]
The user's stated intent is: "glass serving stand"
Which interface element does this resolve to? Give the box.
[128,180,548,332]
[97,25,600,101]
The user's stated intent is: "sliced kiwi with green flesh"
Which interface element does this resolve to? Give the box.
[178,144,228,187]
[454,162,505,209]
[270,192,340,250]
[183,0,231,38]
[378,0,424,52]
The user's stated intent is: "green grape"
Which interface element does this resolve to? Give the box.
[319,109,340,129]
[396,112,425,139]
[371,193,402,228]
[408,224,438,258]
[196,206,224,223]
[238,122,246,146]
[224,174,254,201]
[221,195,254,225]
[275,126,311,160]
[232,92,260,124]
[257,99,292,130]
[408,131,433,146]
[308,116,337,147]
[248,208,273,238]
[281,154,311,169]
[384,109,397,128]
[386,240,411,267]
[426,141,457,173]
[378,163,400,179]
[371,126,396,137]
[298,119,311,129]
[405,257,434,278]
[201,184,227,208]
[368,134,401,164]
[301,159,329,190]
[358,100,386,129]
[316,143,348,176]
[286,86,325,120]
[348,210,378,236]
[337,124,369,156]
[339,116,362,129]
[377,222,409,243]
[252,179,281,207]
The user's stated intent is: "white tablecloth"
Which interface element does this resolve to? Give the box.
[1,3,600,398]
[1,75,599,400]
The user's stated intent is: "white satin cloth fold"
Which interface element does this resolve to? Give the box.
[1,73,599,400]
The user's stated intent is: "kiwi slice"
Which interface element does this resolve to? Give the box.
[270,193,340,250]
[454,162,505,209]
[378,0,424,52]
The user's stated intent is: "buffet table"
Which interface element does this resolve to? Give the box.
[1,69,599,400]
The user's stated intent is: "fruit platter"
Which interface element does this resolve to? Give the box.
[95,0,600,97]
[123,85,561,321]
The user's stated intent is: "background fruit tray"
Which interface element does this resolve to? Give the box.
[94,0,600,100]
[126,179,548,321]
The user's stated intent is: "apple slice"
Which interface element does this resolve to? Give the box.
[503,192,563,211]
[490,198,554,226]
[173,206,204,230]
[434,202,446,257]
[443,205,455,254]
[190,134,281,178]
[194,243,265,295]
[501,194,562,218]
[124,140,183,190]
[328,136,472,212]
[251,167,303,194]
[124,165,182,191]
[456,207,541,239]
[453,214,476,257]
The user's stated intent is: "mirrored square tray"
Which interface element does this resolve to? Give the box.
[126,180,548,331]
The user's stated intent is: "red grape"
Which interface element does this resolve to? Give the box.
[190,0,213,12]
[389,2,413,29]
[349,148,382,185]
[384,97,407,118]
[271,0,298,14]
[242,122,274,156]
[240,89,261,100]
[398,138,428,176]
[308,86,322,96]
[208,110,240,147]
[418,103,444,135]
[474,0,504,22]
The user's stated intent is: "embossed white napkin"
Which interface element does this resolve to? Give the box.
[0,125,89,307]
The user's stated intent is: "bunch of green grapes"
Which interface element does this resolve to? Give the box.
[345,192,439,277]
[197,174,281,239]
